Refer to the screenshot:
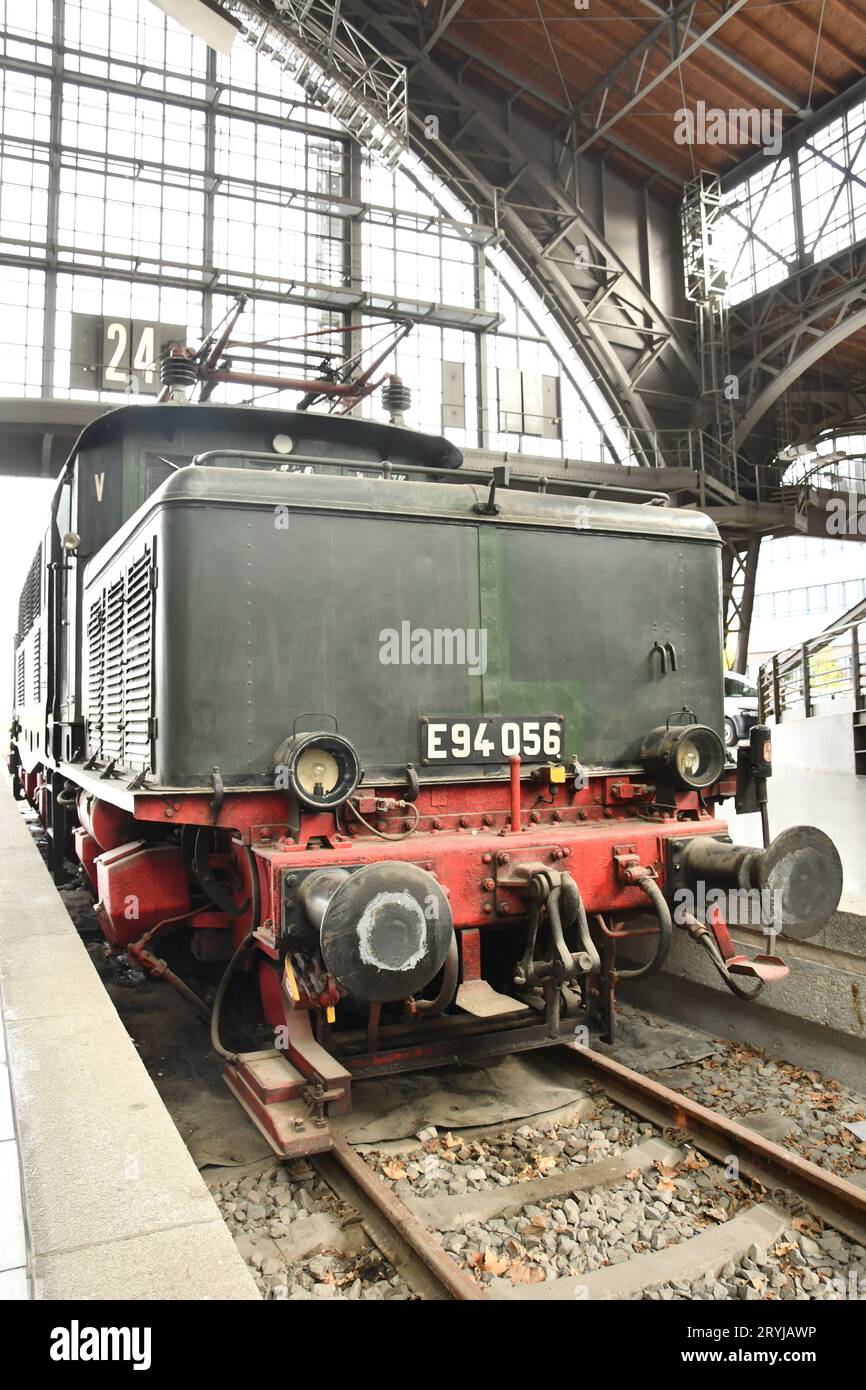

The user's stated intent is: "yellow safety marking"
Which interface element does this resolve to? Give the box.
[549,765,566,783]
[283,957,300,1002]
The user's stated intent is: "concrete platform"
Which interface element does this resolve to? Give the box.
[0,782,258,1300]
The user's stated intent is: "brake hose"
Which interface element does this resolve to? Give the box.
[615,871,672,980]
[685,916,765,1001]
[210,931,257,1062]
[210,847,263,1061]
[411,929,459,1017]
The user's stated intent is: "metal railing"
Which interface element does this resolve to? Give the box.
[759,602,866,723]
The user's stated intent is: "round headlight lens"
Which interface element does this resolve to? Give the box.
[296,747,340,799]
[672,727,725,788]
[640,720,726,792]
[678,738,702,779]
[273,731,360,809]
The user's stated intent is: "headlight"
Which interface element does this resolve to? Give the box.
[641,721,726,791]
[273,731,360,809]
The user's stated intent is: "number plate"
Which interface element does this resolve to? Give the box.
[421,716,564,765]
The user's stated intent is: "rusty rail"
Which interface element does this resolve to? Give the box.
[567,1046,866,1245]
[314,1134,488,1300]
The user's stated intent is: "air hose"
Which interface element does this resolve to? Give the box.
[682,912,765,1001]
[615,870,672,980]
[210,846,262,1061]
[411,929,459,1017]
[210,931,257,1063]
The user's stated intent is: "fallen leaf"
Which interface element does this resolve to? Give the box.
[654,1161,679,1179]
[482,1248,510,1276]
[703,1206,727,1223]
[382,1161,407,1181]
[534,1154,557,1173]
[684,1152,709,1171]
[509,1261,545,1285]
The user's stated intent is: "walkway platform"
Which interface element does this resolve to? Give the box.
[0,782,258,1300]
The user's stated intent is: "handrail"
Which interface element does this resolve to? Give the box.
[759,602,866,722]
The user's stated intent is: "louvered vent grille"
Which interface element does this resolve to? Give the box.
[86,597,105,754]
[15,549,41,646]
[32,628,41,700]
[15,650,25,707]
[86,547,154,772]
[123,552,154,769]
[102,576,125,764]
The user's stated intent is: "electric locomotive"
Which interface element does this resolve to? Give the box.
[9,400,843,1155]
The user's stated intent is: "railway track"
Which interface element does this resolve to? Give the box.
[302,1045,866,1301]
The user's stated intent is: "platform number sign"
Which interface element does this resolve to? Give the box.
[70,313,187,395]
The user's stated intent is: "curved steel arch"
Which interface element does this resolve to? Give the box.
[222,0,700,466]
[735,303,866,449]
[351,3,700,466]
[731,246,866,451]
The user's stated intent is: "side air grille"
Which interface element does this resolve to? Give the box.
[101,575,125,764]
[15,650,25,708]
[86,546,155,772]
[32,627,41,701]
[15,548,41,647]
[123,552,155,770]
[86,597,105,754]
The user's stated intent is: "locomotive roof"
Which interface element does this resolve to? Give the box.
[87,462,720,582]
[65,402,464,474]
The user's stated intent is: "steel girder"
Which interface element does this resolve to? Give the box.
[423,1,468,55]
[636,0,805,118]
[721,535,761,671]
[335,2,700,466]
[432,34,681,185]
[730,241,866,450]
[783,388,866,445]
[572,0,752,158]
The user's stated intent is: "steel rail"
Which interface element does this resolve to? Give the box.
[313,1134,488,1300]
[567,1046,866,1246]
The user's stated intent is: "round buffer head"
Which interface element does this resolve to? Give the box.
[755,825,844,940]
[319,861,453,1004]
